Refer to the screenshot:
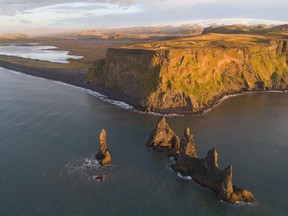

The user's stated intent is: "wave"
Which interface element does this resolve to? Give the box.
[87,90,133,110]
[177,172,192,180]
[220,199,257,206]
[2,67,183,115]
[203,90,286,114]
[59,154,112,182]
[60,156,100,176]
[3,66,287,117]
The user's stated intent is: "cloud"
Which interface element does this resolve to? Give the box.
[0,0,135,16]
[20,19,32,24]
[1,0,287,16]
[0,0,287,34]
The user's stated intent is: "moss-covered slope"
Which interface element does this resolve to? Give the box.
[88,34,288,114]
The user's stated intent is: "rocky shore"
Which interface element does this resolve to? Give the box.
[146,117,255,204]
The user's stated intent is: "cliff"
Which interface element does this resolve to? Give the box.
[88,33,288,114]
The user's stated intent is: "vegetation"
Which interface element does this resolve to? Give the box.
[88,30,288,113]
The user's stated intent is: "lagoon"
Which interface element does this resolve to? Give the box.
[0,44,82,63]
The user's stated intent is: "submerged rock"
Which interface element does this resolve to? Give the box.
[171,144,255,204]
[146,117,180,153]
[95,129,112,166]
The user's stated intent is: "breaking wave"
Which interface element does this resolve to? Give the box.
[59,154,111,182]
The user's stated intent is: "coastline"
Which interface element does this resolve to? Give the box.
[0,60,286,117]
[0,60,141,109]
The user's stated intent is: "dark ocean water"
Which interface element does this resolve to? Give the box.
[0,67,288,216]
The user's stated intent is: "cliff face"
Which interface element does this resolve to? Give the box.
[88,48,162,101]
[88,36,288,113]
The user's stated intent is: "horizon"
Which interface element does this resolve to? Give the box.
[1,18,288,37]
[0,0,287,35]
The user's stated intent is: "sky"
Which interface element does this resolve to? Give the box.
[0,0,287,35]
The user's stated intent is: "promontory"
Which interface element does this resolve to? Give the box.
[88,25,288,114]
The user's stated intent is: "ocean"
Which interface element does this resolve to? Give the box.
[1,67,288,216]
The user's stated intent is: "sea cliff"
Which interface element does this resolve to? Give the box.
[88,34,288,114]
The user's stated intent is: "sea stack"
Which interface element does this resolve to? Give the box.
[146,116,180,154]
[181,128,197,159]
[95,129,112,166]
[171,143,255,204]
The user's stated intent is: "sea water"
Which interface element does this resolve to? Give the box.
[0,67,288,216]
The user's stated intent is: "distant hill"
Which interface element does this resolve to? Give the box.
[0,33,28,39]
[75,25,203,40]
[76,30,107,39]
[203,24,288,37]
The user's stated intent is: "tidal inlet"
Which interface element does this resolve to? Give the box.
[0,0,288,215]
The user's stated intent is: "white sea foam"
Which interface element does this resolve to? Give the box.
[177,172,192,180]
[87,90,134,110]
[1,67,134,111]
[82,157,100,169]
[62,157,101,175]
[165,164,174,171]
[1,67,188,115]
[203,90,287,114]
[2,66,287,117]
[220,199,256,206]
[59,154,111,183]
[90,175,106,182]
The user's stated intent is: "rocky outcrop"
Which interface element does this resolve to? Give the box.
[205,147,218,169]
[171,146,255,204]
[145,117,254,203]
[146,117,180,154]
[95,129,112,166]
[181,128,197,159]
[88,34,288,114]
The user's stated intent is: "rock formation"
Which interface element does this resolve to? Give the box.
[146,117,180,154]
[95,129,112,166]
[145,117,254,204]
[171,145,255,204]
[180,128,197,159]
[205,147,218,169]
[88,32,288,114]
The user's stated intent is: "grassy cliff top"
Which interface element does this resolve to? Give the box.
[120,33,284,51]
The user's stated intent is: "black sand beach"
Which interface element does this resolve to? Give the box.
[0,60,140,108]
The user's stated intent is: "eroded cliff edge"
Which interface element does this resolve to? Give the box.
[88,34,288,114]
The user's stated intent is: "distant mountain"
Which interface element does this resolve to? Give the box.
[74,25,203,40]
[76,30,107,39]
[0,33,28,39]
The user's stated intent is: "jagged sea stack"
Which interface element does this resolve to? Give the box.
[95,129,112,166]
[180,128,197,159]
[146,117,180,154]
[171,145,255,204]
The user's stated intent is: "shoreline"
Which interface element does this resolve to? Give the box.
[0,60,286,117]
[0,60,141,108]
